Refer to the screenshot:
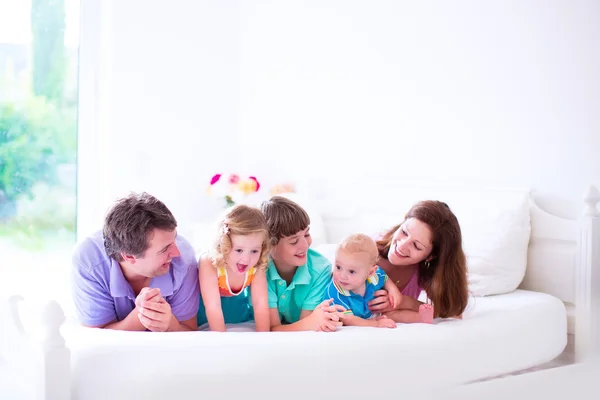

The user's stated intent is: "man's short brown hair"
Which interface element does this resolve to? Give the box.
[103,192,177,261]
[260,196,310,246]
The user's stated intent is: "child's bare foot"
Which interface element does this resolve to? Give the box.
[419,304,434,324]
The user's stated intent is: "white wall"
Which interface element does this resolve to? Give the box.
[78,0,600,239]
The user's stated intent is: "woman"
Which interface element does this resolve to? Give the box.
[368,200,469,319]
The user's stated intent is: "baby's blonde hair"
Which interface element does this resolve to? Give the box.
[337,233,379,267]
[210,204,270,272]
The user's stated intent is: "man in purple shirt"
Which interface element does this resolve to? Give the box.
[71,192,200,331]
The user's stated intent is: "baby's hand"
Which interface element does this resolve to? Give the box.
[376,315,397,329]
[388,290,402,310]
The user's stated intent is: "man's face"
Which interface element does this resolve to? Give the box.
[125,228,181,278]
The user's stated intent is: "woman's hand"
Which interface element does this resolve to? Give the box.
[368,290,394,313]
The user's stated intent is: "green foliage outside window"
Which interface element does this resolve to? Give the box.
[0,0,77,246]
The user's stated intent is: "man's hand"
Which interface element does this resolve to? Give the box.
[135,287,161,310]
[137,295,176,332]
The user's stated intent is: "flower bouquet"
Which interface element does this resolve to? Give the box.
[207,173,261,208]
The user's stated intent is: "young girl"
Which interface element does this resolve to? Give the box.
[197,204,271,332]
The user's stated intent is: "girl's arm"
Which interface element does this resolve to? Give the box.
[198,257,226,332]
[270,308,320,332]
[250,269,270,332]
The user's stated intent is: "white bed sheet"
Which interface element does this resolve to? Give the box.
[60,289,567,400]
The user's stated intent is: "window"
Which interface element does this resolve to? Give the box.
[0,0,80,310]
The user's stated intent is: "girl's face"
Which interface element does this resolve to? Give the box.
[387,218,433,266]
[226,232,264,274]
[271,227,312,269]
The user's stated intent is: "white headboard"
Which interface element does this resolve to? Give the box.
[520,198,578,331]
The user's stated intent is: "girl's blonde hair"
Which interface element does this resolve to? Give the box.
[210,204,270,272]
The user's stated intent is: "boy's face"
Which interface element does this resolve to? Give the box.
[272,227,312,269]
[333,249,376,292]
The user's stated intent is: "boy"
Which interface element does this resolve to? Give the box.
[259,196,345,332]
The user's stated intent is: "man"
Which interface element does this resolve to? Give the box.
[71,192,200,331]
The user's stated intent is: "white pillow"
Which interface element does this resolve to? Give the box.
[459,194,531,296]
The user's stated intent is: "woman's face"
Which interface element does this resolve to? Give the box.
[387,218,433,266]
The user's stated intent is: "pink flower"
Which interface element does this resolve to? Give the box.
[228,174,240,184]
[210,174,222,186]
[249,176,260,192]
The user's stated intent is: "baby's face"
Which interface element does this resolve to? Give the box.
[333,250,374,292]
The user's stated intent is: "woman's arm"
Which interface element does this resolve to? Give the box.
[396,292,423,312]
[250,269,270,332]
[198,258,226,332]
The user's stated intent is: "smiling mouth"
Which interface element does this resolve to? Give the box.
[295,252,307,258]
[394,244,408,258]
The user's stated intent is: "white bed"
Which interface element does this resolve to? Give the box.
[1,183,599,400]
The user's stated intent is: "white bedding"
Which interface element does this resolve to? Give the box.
[61,289,567,400]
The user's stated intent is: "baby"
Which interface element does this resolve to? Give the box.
[323,233,434,328]
[322,233,400,328]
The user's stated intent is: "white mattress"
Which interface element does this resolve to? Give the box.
[61,289,567,400]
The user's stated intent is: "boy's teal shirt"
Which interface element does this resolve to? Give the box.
[266,248,332,324]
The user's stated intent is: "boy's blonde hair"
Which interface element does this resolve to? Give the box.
[210,204,270,271]
[337,233,379,267]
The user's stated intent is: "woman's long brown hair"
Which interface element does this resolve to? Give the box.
[376,200,469,318]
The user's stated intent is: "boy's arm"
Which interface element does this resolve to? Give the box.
[198,258,226,332]
[269,299,343,332]
[250,269,271,332]
[270,308,316,332]
[265,272,327,332]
